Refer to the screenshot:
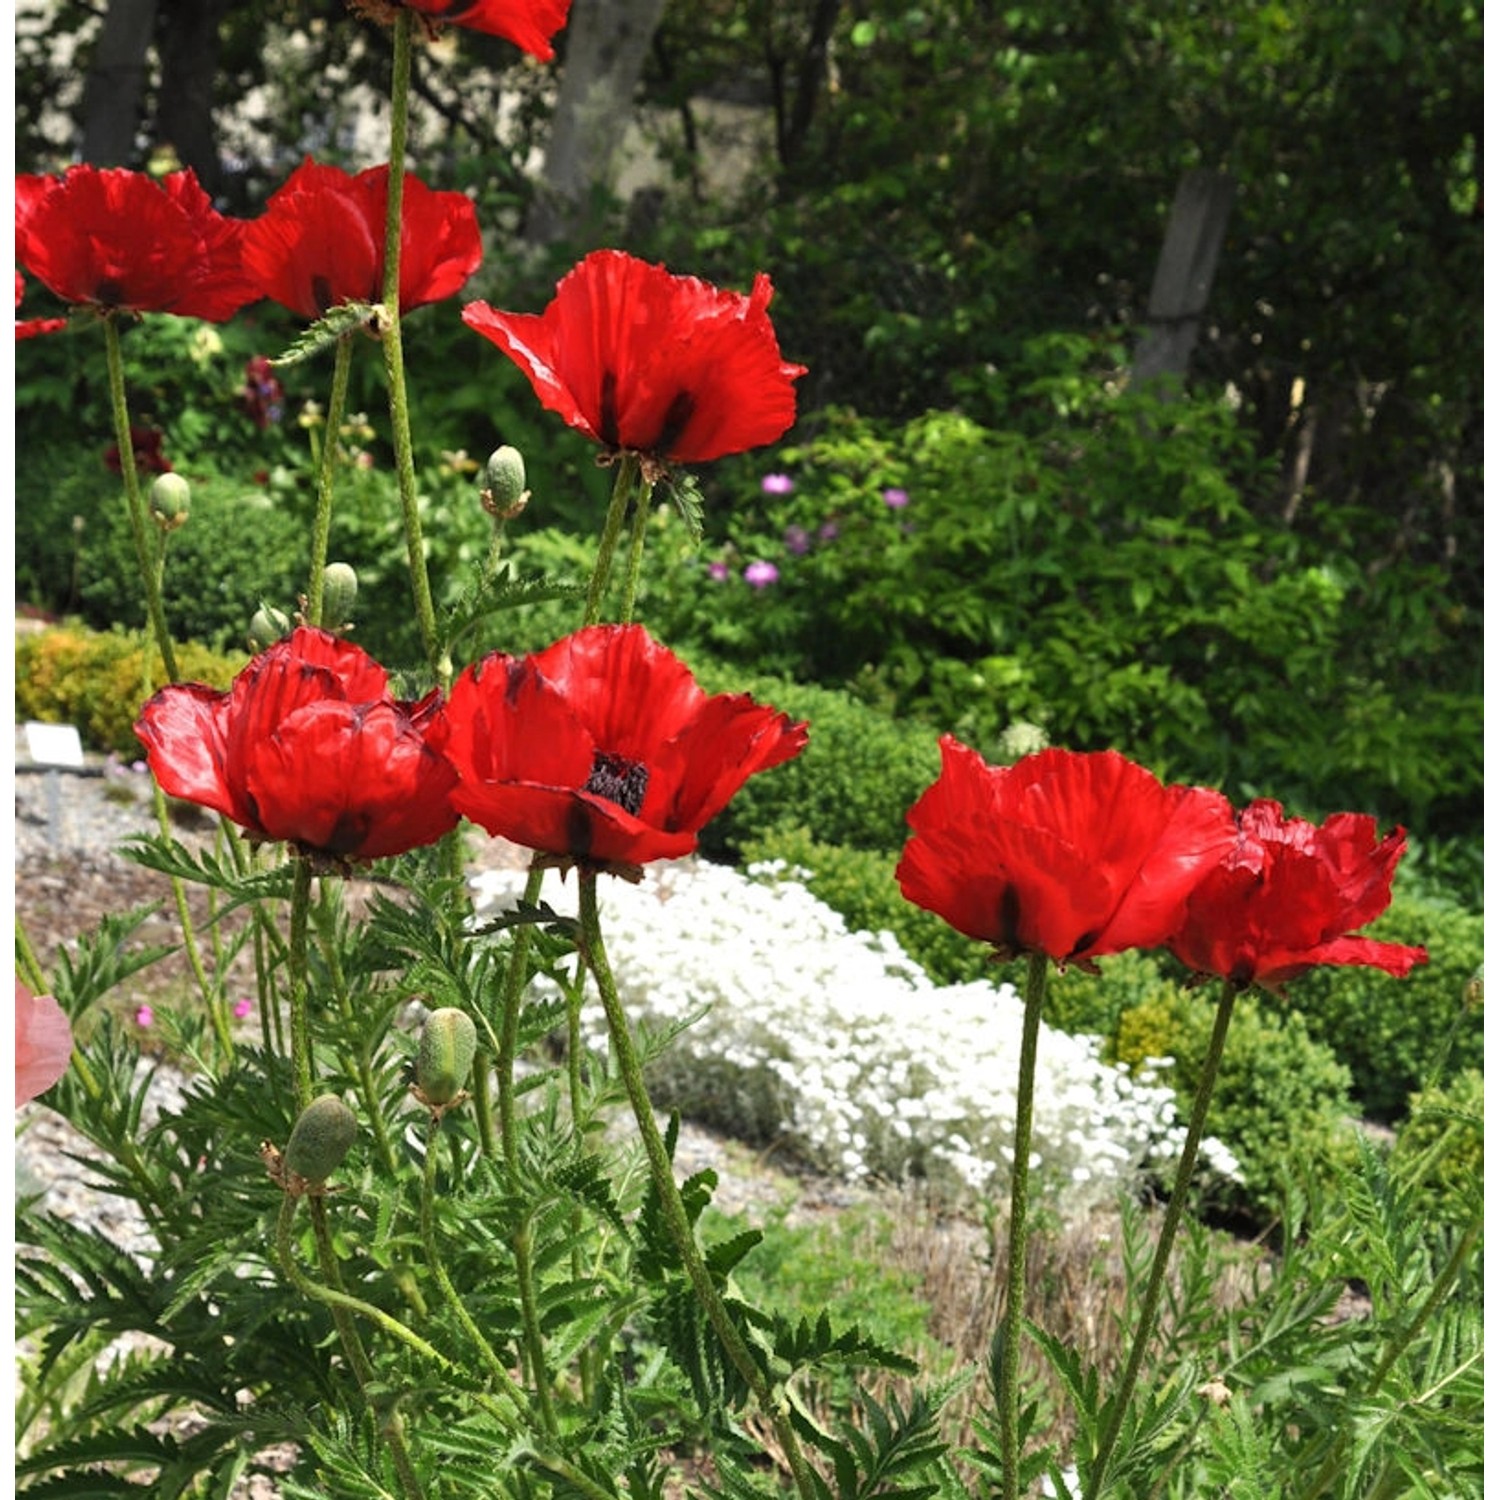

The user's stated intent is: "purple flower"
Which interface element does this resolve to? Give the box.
[134,1004,154,1028]
[818,519,840,542]
[706,561,730,582]
[761,472,795,496]
[783,524,810,556]
[881,487,910,509]
[744,560,780,589]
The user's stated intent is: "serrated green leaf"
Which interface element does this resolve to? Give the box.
[270,302,378,366]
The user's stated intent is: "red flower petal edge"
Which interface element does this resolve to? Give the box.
[433,623,809,870]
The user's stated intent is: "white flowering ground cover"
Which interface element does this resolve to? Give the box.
[471,859,1239,1218]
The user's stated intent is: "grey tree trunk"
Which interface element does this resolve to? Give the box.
[79,0,161,167]
[155,0,232,199]
[524,0,670,246]
[1131,168,1236,391]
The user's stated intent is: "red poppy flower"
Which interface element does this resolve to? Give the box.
[896,738,1239,967]
[134,628,459,862]
[1166,800,1428,992]
[433,624,808,870]
[15,165,256,321]
[350,0,571,56]
[462,249,806,471]
[243,159,482,321]
[16,981,73,1107]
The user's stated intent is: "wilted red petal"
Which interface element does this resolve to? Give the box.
[1169,801,1427,990]
[463,249,805,466]
[16,981,73,1107]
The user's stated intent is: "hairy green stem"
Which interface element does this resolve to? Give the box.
[582,460,640,625]
[578,872,820,1500]
[419,1113,531,1418]
[379,9,445,686]
[287,860,316,1109]
[305,333,355,627]
[15,920,49,994]
[998,952,1049,1500]
[102,314,177,683]
[616,470,656,624]
[1083,976,1241,1500]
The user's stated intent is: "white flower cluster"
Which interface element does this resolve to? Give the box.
[470,859,1240,1218]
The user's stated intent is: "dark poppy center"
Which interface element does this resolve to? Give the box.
[652,390,697,458]
[599,370,621,448]
[584,750,649,817]
[94,277,125,308]
[311,274,334,317]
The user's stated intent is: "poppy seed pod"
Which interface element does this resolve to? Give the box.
[248,604,291,651]
[417,1007,478,1107]
[481,444,528,519]
[149,473,191,531]
[283,1094,358,1185]
[321,563,358,630]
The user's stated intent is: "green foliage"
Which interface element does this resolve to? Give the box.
[15,623,247,756]
[650,392,1479,844]
[1391,1068,1483,1229]
[1108,984,1357,1222]
[1287,891,1484,1121]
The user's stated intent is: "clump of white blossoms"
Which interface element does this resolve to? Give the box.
[471,859,1239,1217]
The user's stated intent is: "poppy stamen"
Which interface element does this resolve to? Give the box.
[585,750,649,817]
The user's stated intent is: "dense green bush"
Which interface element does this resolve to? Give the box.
[648,380,1479,845]
[1109,983,1358,1222]
[1288,892,1484,1122]
[16,624,247,755]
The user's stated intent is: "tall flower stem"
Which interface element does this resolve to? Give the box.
[287,860,317,1110]
[616,472,656,624]
[1082,976,1241,1500]
[380,8,445,687]
[102,314,177,684]
[998,952,1049,1500]
[304,334,356,627]
[577,872,820,1500]
[582,459,642,625]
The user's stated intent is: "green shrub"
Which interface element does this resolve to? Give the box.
[686,665,944,859]
[1109,983,1357,1222]
[1287,891,1484,1122]
[1392,1068,1483,1228]
[16,624,247,756]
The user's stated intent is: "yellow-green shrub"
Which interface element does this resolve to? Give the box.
[16,624,247,756]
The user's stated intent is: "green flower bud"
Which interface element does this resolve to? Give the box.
[480,445,529,520]
[283,1094,358,1186]
[320,562,359,630]
[149,473,191,531]
[417,1007,478,1108]
[248,603,291,652]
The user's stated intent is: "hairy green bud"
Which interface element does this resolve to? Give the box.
[248,604,291,652]
[283,1095,358,1185]
[149,472,191,531]
[320,562,359,630]
[417,1007,478,1108]
[480,445,529,520]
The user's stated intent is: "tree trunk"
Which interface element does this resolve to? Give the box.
[1131,168,1236,392]
[524,0,670,247]
[79,0,161,167]
[154,0,232,199]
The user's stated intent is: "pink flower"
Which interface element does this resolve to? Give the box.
[135,1005,155,1028]
[761,473,795,495]
[881,487,910,509]
[744,560,779,589]
[16,982,72,1106]
[783,524,810,555]
[707,561,730,581]
[233,998,254,1019]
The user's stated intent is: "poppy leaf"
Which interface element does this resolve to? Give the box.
[270,301,379,366]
